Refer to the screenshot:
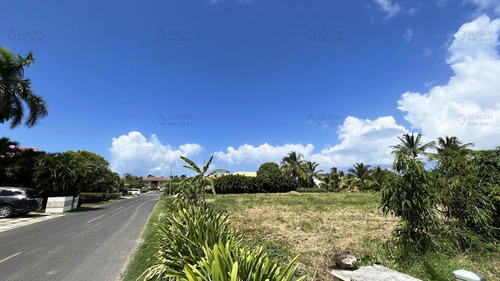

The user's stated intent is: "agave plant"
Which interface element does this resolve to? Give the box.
[141,202,246,280]
[181,242,306,281]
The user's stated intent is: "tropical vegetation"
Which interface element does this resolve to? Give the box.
[0,46,48,128]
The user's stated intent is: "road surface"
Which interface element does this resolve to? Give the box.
[0,192,160,281]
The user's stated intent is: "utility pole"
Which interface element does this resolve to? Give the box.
[162,162,173,195]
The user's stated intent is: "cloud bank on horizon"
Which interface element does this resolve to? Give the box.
[110,14,500,176]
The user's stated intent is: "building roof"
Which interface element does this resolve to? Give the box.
[142,176,170,181]
[232,171,257,177]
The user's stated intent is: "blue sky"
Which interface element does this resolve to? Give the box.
[2,0,500,176]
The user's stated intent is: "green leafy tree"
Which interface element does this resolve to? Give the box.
[320,167,344,191]
[370,166,392,192]
[122,173,143,190]
[280,151,307,184]
[255,162,298,193]
[179,155,229,206]
[347,163,373,191]
[0,47,48,128]
[381,133,438,255]
[34,152,96,198]
[302,161,323,188]
[433,138,498,247]
[390,132,435,159]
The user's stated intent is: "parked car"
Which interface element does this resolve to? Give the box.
[0,187,43,218]
[127,189,141,196]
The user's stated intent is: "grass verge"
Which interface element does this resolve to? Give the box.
[120,194,168,281]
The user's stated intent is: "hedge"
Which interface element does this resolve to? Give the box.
[296,187,327,193]
[213,175,298,194]
[78,192,121,207]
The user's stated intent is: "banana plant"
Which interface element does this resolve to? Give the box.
[179,155,229,206]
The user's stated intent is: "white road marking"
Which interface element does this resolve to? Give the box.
[0,252,22,263]
[86,215,104,224]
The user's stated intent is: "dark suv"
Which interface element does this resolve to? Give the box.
[0,187,43,218]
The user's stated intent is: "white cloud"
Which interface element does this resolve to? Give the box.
[214,116,407,170]
[398,15,500,149]
[403,28,414,42]
[465,0,500,15]
[374,0,402,18]
[109,131,202,176]
[214,143,315,165]
[309,116,407,169]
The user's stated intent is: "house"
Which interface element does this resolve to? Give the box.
[232,171,257,177]
[142,176,170,189]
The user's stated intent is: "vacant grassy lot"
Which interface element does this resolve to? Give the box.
[207,192,500,281]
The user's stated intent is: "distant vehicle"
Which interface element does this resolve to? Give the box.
[128,189,141,196]
[159,188,165,192]
[0,187,43,218]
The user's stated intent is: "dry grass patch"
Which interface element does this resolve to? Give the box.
[208,192,394,280]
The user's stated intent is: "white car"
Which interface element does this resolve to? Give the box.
[128,189,141,196]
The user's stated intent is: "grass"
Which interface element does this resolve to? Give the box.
[207,192,500,281]
[120,195,167,281]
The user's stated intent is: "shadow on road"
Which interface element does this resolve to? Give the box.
[69,207,104,213]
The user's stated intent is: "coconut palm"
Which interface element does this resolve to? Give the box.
[180,155,229,206]
[280,151,306,182]
[436,136,473,153]
[347,163,372,191]
[391,132,435,159]
[0,47,48,128]
[302,161,324,188]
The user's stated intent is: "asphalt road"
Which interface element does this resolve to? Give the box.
[0,192,160,281]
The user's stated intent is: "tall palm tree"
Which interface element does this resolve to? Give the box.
[280,151,306,182]
[302,161,324,188]
[435,136,473,153]
[391,132,435,159]
[0,47,48,128]
[347,163,372,191]
[181,155,229,206]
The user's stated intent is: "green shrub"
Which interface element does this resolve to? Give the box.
[214,175,254,194]
[296,187,327,193]
[182,243,306,281]
[141,201,306,281]
[102,193,120,201]
[78,193,103,205]
[78,192,120,206]
[141,202,246,279]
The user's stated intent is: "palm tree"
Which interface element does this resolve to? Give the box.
[280,151,306,182]
[180,155,229,206]
[0,137,18,157]
[391,132,435,159]
[302,161,324,188]
[435,136,473,153]
[371,166,390,191]
[0,47,48,128]
[347,163,372,191]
